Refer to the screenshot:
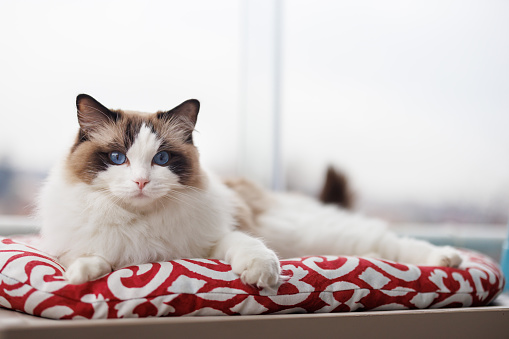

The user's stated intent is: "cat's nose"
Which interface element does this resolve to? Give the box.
[134,179,150,190]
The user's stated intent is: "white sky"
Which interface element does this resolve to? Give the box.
[282,0,509,206]
[0,0,241,173]
[0,0,508,208]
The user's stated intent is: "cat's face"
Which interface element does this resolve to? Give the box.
[66,94,202,209]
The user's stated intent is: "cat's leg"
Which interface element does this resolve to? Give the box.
[211,231,281,288]
[376,232,462,267]
[64,255,112,284]
[305,216,463,267]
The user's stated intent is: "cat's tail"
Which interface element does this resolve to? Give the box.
[319,166,354,209]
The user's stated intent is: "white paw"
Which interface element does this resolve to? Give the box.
[427,246,463,268]
[65,256,112,284]
[231,251,281,288]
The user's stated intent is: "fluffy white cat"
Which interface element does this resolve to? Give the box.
[38,95,461,287]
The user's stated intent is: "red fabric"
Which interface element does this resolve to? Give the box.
[0,237,504,319]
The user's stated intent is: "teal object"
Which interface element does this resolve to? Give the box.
[501,221,509,292]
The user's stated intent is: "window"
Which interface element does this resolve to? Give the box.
[1,1,508,258]
[0,0,241,219]
[281,1,509,228]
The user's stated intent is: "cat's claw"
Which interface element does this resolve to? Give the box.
[427,246,463,268]
[232,252,281,288]
[65,256,112,284]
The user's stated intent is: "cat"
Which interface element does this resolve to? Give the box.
[38,94,462,287]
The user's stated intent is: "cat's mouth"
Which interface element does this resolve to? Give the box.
[126,190,156,207]
[134,191,149,198]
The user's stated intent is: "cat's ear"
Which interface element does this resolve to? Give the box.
[76,94,119,134]
[157,99,200,143]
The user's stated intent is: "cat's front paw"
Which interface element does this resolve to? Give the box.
[231,251,281,288]
[65,256,112,284]
[427,246,463,268]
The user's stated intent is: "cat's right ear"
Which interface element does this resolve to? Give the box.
[157,99,200,144]
[76,94,119,134]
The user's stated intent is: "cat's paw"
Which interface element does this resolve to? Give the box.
[231,251,281,288]
[65,256,112,284]
[426,246,463,268]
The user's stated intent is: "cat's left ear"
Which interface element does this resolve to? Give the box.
[158,99,200,143]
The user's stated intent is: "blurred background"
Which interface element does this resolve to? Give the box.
[0,1,508,252]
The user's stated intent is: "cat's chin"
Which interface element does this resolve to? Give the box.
[129,195,159,206]
[104,187,167,210]
[119,192,162,209]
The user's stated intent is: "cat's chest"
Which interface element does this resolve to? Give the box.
[112,205,222,258]
[118,207,209,242]
[83,209,213,268]
[71,183,235,264]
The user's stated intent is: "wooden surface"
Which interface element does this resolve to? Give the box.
[1,294,508,339]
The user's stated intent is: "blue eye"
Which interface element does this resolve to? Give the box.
[109,151,126,165]
[153,151,170,165]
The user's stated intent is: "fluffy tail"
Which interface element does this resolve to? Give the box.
[319,166,354,209]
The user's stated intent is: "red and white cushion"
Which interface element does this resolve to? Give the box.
[0,237,504,319]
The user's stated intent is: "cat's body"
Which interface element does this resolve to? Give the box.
[227,178,458,265]
[38,95,461,286]
[40,164,234,268]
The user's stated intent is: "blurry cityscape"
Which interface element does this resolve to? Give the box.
[356,199,508,225]
[0,158,46,216]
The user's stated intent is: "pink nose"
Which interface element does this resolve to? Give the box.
[134,179,150,190]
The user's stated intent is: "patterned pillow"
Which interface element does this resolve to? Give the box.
[0,237,504,319]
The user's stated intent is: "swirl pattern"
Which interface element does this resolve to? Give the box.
[0,237,504,319]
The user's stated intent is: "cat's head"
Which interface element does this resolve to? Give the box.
[66,94,202,208]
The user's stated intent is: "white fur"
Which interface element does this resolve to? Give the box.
[210,231,280,288]
[39,125,460,287]
[97,125,176,207]
[39,125,280,286]
[64,255,111,285]
[253,192,461,267]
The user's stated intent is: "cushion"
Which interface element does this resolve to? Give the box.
[0,236,504,319]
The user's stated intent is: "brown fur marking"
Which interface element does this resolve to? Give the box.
[224,178,272,232]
